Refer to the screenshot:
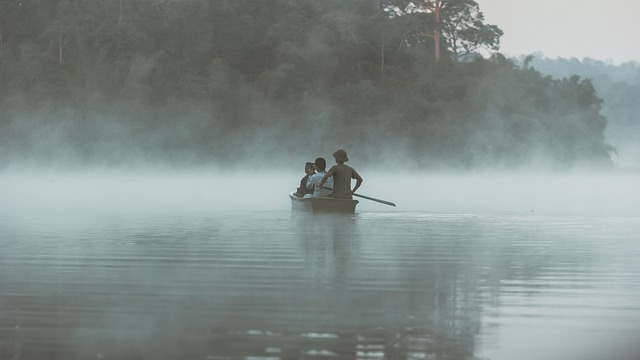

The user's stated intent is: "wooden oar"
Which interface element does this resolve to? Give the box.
[351,193,396,207]
[323,187,396,207]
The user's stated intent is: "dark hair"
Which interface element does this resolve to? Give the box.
[305,162,314,171]
[314,157,326,171]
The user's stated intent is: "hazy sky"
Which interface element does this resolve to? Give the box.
[479,0,640,64]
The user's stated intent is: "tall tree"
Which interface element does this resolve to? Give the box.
[420,0,444,60]
[441,0,502,59]
[43,0,87,64]
[384,0,501,61]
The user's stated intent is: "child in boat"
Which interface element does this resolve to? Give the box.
[306,157,333,198]
[294,162,315,197]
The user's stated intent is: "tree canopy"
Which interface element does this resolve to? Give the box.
[382,0,503,60]
[0,0,614,170]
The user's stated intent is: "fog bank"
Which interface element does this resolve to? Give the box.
[2,171,638,217]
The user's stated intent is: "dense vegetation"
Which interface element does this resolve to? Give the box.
[517,55,640,168]
[0,0,616,170]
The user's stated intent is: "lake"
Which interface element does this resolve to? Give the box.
[1,172,639,360]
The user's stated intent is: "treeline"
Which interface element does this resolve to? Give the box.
[0,0,614,169]
[516,55,640,168]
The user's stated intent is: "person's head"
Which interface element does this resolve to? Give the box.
[332,149,348,163]
[314,157,327,172]
[305,162,315,175]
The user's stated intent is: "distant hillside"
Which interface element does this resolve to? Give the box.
[513,55,640,168]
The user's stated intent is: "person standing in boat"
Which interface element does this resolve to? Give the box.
[306,157,333,197]
[319,149,363,199]
[295,162,315,197]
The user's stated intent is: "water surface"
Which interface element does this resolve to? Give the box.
[1,174,639,359]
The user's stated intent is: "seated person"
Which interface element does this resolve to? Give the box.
[306,157,333,197]
[294,162,315,197]
[319,149,362,199]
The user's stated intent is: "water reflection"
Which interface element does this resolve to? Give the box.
[204,213,481,359]
[295,213,359,288]
[1,210,639,359]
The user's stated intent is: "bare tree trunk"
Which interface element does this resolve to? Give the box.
[118,0,124,25]
[418,0,444,61]
[434,0,442,61]
[58,36,65,64]
[0,29,3,71]
[380,32,385,87]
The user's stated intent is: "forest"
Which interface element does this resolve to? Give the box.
[516,55,640,169]
[0,0,621,170]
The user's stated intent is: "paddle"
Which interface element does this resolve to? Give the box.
[323,187,396,207]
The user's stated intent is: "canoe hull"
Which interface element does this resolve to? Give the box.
[289,193,358,214]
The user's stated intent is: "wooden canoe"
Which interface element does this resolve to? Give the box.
[289,192,359,214]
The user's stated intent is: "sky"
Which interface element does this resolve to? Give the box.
[478,0,640,64]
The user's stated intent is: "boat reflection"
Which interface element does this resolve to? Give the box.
[203,213,479,359]
[4,211,636,359]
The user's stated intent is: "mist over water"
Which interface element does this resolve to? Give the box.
[3,170,638,216]
[2,1,639,357]
[1,170,639,359]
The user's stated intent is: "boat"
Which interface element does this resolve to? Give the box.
[289,192,359,213]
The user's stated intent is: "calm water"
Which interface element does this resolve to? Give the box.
[1,174,639,360]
